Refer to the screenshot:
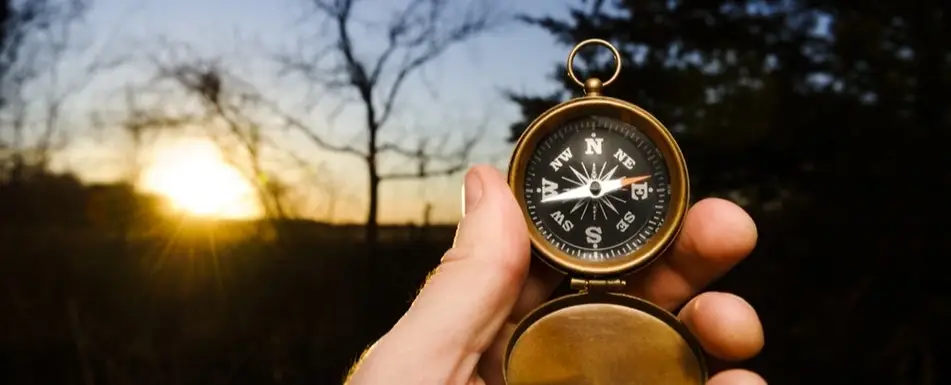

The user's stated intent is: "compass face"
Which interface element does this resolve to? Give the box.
[523,115,671,261]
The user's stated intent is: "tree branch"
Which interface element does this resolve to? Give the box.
[149,51,366,158]
[289,0,504,129]
[378,163,468,180]
[375,1,499,127]
[378,124,481,180]
[250,96,367,157]
[273,0,505,232]
[0,0,94,181]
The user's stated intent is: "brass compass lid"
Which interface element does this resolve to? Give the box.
[504,293,707,385]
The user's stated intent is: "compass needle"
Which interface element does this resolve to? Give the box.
[505,39,701,385]
[540,184,592,203]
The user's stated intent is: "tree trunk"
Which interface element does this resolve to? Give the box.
[365,156,380,246]
[364,92,381,247]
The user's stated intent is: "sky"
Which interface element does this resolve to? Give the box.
[47,0,581,224]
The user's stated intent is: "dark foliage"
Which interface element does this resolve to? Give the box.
[507,0,949,383]
[1,175,453,384]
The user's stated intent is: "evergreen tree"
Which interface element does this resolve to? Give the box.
[508,1,949,383]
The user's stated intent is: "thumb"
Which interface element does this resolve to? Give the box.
[351,165,530,383]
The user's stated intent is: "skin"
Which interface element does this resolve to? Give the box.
[347,165,766,385]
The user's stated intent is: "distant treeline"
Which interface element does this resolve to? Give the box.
[0,170,165,227]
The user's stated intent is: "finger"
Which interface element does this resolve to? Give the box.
[480,292,765,385]
[478,263,566,384]
[509,261,563,321]
[479,322,517,385]
[494,199,757,365]
[397,165,531,356]
[505,198,758,327]
[679,292,764,361]
[349,165,531,384]
[480,199,758,384]
[629,198,758,310]
[708,369,767,385]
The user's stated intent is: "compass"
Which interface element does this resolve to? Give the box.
[504,39,707,384]
[524,115,669,261]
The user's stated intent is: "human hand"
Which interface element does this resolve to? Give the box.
[347,165,766,385]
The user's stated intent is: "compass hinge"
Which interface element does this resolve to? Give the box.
[570,278,627,293]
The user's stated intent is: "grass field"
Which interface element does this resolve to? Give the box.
[1,219,457,384]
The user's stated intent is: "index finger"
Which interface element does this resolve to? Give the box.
[508,197,757,320]
[627,197,758,310]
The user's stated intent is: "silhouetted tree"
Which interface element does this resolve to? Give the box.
[109,46,323,222]
[275,0,502,244]
[153,60,291,220]
[0,0,99,183]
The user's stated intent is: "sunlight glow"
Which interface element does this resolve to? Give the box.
[138,138,263,220]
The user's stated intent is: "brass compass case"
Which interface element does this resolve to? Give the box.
[504,39,707,384]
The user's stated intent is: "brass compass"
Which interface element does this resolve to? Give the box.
[504,39,707,384]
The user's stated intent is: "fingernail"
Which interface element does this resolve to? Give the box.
[462,169,484,215]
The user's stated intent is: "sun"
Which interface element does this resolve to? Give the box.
[138,138,263,219]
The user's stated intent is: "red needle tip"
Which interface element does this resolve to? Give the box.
[621,175,651,187]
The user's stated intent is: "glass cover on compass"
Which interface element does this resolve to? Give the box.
[522,115,671,262]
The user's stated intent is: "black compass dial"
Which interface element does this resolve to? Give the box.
[523,115,671,261]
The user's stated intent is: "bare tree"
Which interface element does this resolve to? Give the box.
[126,59,287,219]
[159,62,293,219]
[275,0,504,243]
[85,85,175,184]
[0,0,99,183]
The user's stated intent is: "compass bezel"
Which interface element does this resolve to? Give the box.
[508,96,689,277]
